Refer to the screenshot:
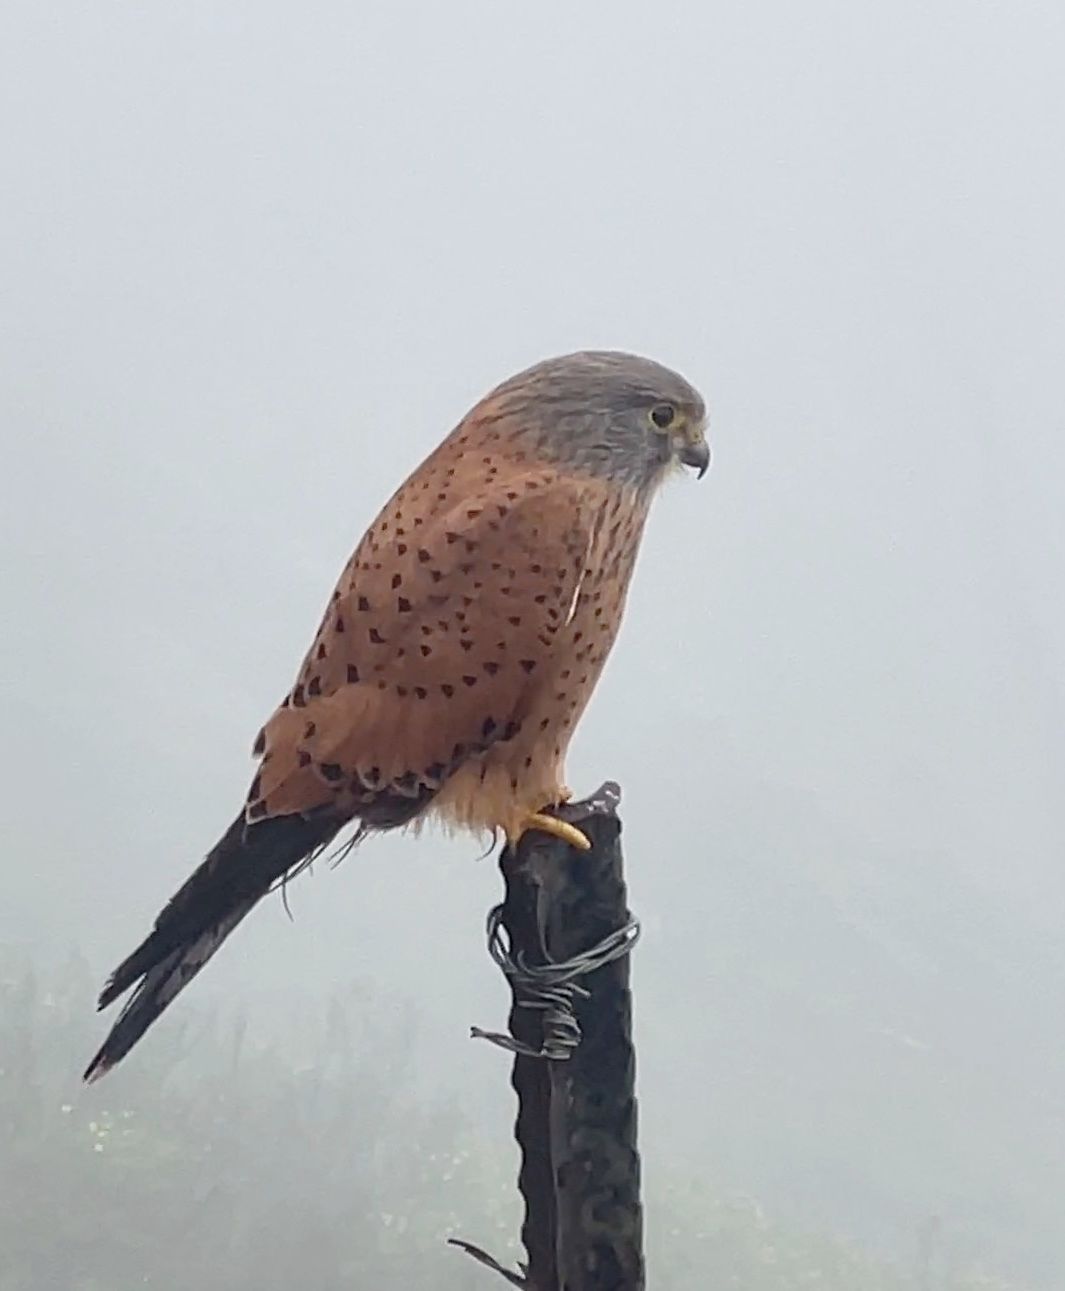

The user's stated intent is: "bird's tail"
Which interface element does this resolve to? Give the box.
[83,810,343,1083]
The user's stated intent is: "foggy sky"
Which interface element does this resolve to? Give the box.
[2,1,1063,1283]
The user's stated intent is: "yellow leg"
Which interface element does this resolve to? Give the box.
[510,810,591,852]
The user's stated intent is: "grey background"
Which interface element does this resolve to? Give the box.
[2,1,1063,1284]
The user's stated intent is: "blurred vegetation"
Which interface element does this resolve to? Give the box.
[1,947,1023,1291]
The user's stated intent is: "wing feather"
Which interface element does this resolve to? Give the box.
[250,469,592,820]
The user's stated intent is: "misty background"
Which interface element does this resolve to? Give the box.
[2,1,1063,1287]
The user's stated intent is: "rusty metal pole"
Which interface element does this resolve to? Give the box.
[541,795,643,1290]
[455,783,643,1291]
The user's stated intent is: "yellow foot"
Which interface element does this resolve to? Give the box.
[511,811,591,852]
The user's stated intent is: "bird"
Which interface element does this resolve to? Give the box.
[84,350,709,1082]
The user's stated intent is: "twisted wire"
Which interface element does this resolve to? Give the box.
[471,902,640,1061]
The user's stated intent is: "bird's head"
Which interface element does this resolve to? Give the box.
[482,350,710,491]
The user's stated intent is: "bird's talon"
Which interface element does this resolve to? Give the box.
[517,811,592,852]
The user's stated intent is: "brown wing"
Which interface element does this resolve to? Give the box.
[248,469,592,821]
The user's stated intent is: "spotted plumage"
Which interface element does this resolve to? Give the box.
[85,350,709,1081]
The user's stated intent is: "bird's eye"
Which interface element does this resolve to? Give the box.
[650,402,676,430]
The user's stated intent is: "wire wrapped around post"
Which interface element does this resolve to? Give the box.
[453,782,645,1291]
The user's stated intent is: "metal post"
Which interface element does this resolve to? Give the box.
[454,783,644,1290]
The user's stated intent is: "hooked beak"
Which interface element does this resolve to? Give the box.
[676,433,710,479]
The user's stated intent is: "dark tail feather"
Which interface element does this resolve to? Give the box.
[84,810,343,1083]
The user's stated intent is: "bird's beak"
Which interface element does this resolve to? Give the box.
[676,430,710,479]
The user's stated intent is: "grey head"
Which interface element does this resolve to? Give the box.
[479,350,710,490]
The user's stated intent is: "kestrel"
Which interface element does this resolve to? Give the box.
[85,350,709,1081]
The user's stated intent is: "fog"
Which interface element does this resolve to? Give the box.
[2,1,1063,1286]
